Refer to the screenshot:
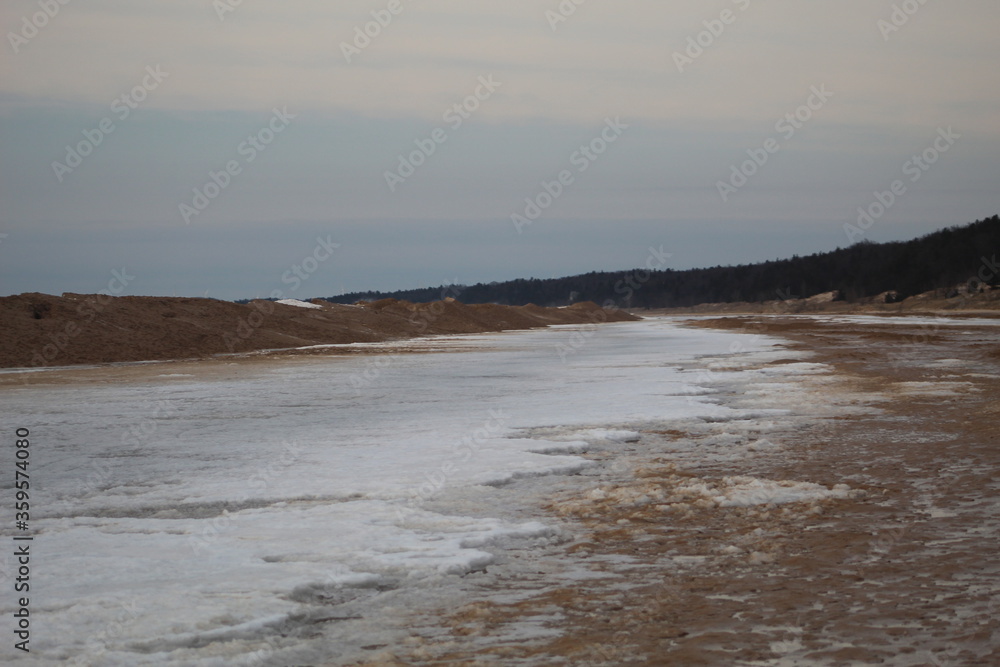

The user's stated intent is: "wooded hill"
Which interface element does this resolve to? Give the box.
[322,216,1000,309]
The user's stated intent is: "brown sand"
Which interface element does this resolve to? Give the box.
[347,316,999,666]
[0,293,637,369]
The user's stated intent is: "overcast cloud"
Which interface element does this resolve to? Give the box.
[1,0,998,299]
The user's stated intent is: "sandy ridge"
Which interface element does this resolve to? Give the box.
[0,293,638,369]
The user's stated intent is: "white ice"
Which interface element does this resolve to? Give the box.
[0,317,837,664]
[274,299,324,309]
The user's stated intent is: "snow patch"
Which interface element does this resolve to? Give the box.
[275,299,324,309]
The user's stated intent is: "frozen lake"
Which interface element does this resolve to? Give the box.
[2,318,797,665]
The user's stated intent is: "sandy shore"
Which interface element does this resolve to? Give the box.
[7,314,995,664]
[345,315,999,666]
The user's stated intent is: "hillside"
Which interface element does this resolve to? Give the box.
[322,216,1000,309]
[0,296,637,369]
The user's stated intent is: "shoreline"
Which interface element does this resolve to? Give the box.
[344,315,999,665]
[0,331,521,388]
[633,287,1000,318]
[5,315,996,664]
[5,287,999,374]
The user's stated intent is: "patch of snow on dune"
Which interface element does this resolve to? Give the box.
[276,299,324,309]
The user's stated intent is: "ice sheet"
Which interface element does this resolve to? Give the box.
[1,318,810,664]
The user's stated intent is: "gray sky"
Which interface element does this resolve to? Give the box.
[1,0,998,300]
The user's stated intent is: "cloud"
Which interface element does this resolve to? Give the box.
[2,0,998,136]
[1,0,997,298]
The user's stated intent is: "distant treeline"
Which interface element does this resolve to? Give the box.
[321,216,1000,308]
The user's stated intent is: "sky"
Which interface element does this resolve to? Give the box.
[1,0,998,301]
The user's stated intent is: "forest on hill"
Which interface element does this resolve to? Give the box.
[322,216,1000,309]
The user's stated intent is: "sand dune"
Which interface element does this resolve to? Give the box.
[0,293,638,369]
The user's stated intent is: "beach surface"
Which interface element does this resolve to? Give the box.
[346,314,1000,666]
[1,314,997,665]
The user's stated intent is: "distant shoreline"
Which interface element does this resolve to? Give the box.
[635,286,1000,317]
[5,287,999,371]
